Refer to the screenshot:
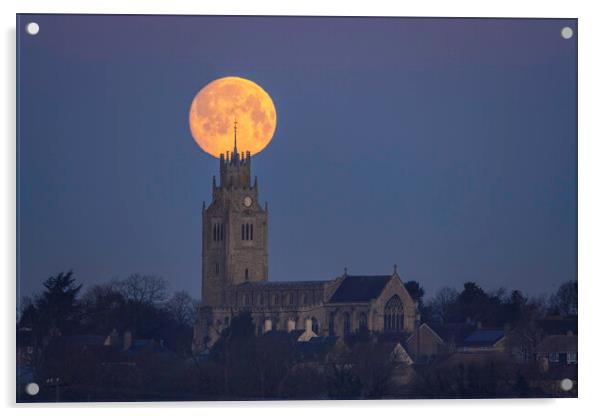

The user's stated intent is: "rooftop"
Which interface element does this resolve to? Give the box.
[328,275,391,303]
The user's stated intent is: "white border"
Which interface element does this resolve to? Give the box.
[3,1,601,415]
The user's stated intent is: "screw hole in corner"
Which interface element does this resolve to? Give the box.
[561,26,573,40]
[26,22,40,36]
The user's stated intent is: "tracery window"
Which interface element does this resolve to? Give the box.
[384,295,404,332]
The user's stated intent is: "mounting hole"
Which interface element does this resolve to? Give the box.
[26,22,40,36]
[25,382,39,396]
[560,378,574,391]
[561,26,573,39]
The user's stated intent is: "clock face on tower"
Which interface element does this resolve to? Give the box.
[243,196,253,207]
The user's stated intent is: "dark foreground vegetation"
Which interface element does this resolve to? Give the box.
[17,271,577,401]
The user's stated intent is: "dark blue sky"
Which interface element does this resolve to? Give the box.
[17,15,577,300]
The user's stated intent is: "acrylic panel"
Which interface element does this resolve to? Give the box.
[16,14,577,402]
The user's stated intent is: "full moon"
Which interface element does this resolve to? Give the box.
[189,76,277,158]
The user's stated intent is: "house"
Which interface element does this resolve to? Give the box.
[406,323,447,363]
[534,334,577,366]
[458,328,506,353]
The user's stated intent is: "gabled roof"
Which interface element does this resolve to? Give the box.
[328,275,391,303]
[534,335,577,353]
[537,317,577,336]
[462,329,505,347]
[427,322,476,344]
[406,323,445,345]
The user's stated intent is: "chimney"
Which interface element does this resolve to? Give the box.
[264,319,272,333]
[287,319,296,333]
[123,331,133,351]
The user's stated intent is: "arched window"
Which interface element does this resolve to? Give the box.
[287,293,294,305]
[328,312,336,336]
[273,293,280,306]
[359,312,368,330]
[343,312,351,335]
[302,293,308,305]
[241,224,245,240]
[250,224,254,240]
[311,317,319,334]
[245,268,249,281]
[384,295,404,332]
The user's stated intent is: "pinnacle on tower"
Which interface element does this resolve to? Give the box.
[232,117,239,162]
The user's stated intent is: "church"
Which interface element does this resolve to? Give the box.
[193,127,420,351]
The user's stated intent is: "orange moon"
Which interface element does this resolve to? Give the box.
[189,77,277,158]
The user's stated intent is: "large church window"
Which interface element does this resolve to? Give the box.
[384,295,404,332]
[343,312,351,335]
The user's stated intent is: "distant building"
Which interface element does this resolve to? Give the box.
[194,128,420,351]
[458,328,506,353]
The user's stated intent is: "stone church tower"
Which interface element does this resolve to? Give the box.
[201,123,268,306]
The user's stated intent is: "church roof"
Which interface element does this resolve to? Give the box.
[328,275,391,303]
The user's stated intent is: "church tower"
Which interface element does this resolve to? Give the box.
[201,121,269,306]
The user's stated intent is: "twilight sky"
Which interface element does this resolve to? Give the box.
[17,15,577,301]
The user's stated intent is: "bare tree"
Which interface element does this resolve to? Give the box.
[114,274,167,305]
[165,291,198,326]
[549,280,577,316]
[427,287,459,323]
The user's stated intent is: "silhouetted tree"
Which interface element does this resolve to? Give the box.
[549,280,577,316]
[114,274,167,305]
[165,291,197,327]
[426,287,459,323]
[404,280,425,307]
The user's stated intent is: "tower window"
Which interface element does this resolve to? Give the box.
[242,222,254,240]
[213,222,224,242]
[215,263,220,274]
[245,268,249,281]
